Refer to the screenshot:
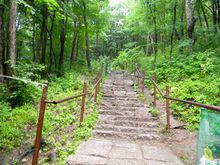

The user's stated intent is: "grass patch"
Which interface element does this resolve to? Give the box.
[150,107,159,117]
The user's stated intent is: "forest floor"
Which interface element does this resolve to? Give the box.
[67,71,188,165]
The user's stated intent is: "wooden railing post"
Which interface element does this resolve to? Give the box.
[166,85,171,130]
[153,73,157,107]
[32,82,48,165]
[80,83,87,123]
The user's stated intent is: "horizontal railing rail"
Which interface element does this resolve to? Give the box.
[45,92,90,104]
[32,67,104,165]
[133,65,220,129]
[150,78,220,111]
[45,69,103,105]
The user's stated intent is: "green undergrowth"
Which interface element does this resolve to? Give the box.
[0,61,103,162]
[111,47,220,130]
[150,107,159,117]
[53,105,99,165]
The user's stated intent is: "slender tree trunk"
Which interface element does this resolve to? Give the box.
[6,0,17,107]
[169,1,177,65]
[41,9,48,65]
[185,0,197,52]
[83,1,91,68]
[0,4,4,82]
[32,19,36,61]
[162,7,166,59]
[179,0,185,53]
[199,0,209,28]
[48,11,55,74]
[35,5,47,64]
[8,0,17,68]
[212,0,217,32]
[197,8,202,27]
[58,14,67,76]
[70,21,79,66]
[40,6,48,78]
[216,0,220,26]
[7,0,17,76]
[153,2,158,55]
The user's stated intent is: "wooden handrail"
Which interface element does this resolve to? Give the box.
[45,92,91,104]
[45,68,103,105]
[135,67,220,112]
[150,78,220,112]
[32,67,103,164]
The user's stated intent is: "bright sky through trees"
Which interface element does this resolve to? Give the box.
[109,0,123,6]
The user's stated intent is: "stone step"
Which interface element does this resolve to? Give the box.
[99,109,150,117]
[104,97,139,101]
[98,119,158,128]
[103,95,138,98]
[101,102,145,108]
[92,130,159,141]
[95,124,158,134]
[98,114,158,122]
[99,106,147,112]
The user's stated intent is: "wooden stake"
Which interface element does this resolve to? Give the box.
[32,82,48,165]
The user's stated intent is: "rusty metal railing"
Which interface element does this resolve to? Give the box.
[134,66,220,130]
[31,68,103,165]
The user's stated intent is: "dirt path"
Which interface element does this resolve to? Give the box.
[67,71,183,165]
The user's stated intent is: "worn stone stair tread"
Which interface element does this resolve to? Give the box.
[101,102,145,107]
[104,98,139,101]
[98,119,158,128]
[92,130,159,140]
[98,114,158,122]
[99,106,147,111]
[94,124,159,134]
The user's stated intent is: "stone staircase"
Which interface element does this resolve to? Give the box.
[67,71,183,165]
[92,71,160,141]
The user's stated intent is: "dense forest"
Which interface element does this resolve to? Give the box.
[0,0,219,164]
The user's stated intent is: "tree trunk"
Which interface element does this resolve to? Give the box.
[32,19,36,61]
[180,0,185,53]
[185,0,197,51]
[41,8,48,65]
[6,0,17,77]
[35,5,47,65]
[199,0,209,28]
[39,6,48,78]
[216,0,220,26]
[0,4,4,82]
[58,14,67,76]
[212,0,217,32]
[70,21,79,66]
[48,11,55,74]
[151,2,158,55]
[169,1,177,65]
[83,1,91,68]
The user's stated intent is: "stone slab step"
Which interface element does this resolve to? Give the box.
[104,97,139,101]
[98,119,158,128]
[95,124,158,134]
[101,102,145,108]
[92,130,159,140]
[98,115,158,122]
[98,109,149,116]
